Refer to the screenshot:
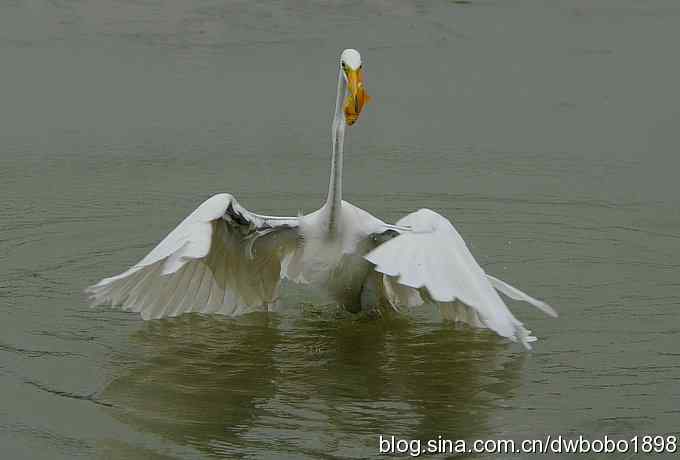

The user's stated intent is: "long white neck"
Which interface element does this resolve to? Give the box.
[323,68,347,234]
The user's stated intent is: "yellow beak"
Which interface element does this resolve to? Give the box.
[344,68,370,126]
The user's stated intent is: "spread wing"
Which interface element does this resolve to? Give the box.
[365,209,557,349]
[86,193,304,319]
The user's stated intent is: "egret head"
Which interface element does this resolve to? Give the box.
[340,49,370,126]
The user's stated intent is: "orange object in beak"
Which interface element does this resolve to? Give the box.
[344,68,370,126]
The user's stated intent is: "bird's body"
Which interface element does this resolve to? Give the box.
[87,49,557,349]
[297,200,395,310]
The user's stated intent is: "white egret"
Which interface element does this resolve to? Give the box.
[87,49,557,349]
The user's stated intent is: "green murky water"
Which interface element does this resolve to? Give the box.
[2,1,679,459]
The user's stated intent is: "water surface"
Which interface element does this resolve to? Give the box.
[1,1,679,459]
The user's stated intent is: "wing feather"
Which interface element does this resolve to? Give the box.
[86,193,301,319]
[486,274,558,318]
[365,208,555,349]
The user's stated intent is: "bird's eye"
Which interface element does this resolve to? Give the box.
[341,62,347,70]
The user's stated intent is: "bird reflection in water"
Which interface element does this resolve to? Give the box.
[100,310,526,458]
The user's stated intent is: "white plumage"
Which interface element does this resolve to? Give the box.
[87,49,557,349]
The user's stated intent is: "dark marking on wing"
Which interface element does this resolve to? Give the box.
[370,228,400,246]
[225,201,251,226]
[222,201,300,251]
